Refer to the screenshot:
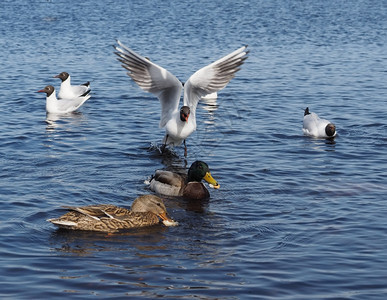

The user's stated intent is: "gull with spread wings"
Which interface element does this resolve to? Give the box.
[114,40,248,156]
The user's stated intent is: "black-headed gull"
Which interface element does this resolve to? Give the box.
[303,107,336,138]
[114,40,248,156]
[54,72,91,99]
[37,85,91,114]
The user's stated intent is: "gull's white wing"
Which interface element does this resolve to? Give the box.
[70,84,90,97]
[183,45,248,120]
[114,40,183,128]
[56,95,91,113]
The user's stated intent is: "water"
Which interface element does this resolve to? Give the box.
[1,0,386,298]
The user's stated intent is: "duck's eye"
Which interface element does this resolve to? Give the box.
[156,203,161,207]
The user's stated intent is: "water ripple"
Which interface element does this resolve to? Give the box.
[1,0,387,298]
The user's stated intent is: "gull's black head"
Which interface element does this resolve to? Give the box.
[54,72,69,82]
[325,123,336,137]
[37,85,55,97]
[180,106,190,122]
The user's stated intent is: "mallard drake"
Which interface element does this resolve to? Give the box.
[47,195,178,232]
[149,161,220,200]
[303,107,337,138]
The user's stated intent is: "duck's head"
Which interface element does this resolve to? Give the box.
[325,123,336,137]
[304,107,310,116]
[37,85,55,97]
[54,72,69,82]
[180,106,190,122]
[131,195,177,226]
[187,161,220,189]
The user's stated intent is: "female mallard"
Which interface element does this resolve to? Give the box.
[47,195,178,232]
[149,161,220,200]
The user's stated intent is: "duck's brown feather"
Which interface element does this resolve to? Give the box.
[182,182,210,200]
[49,205,160,232]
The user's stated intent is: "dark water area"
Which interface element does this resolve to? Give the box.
[0,0,386,299]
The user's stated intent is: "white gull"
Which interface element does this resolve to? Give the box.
[303,107,337,138]
[114,40,248,156]
[37,85,91,114]
[54,72,91,100]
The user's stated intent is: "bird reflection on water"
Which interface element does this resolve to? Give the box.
[45,111,86,132]
[49,225,170,256]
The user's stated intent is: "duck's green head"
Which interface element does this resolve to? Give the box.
[187,161,220,189]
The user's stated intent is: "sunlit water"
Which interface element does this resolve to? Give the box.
[0,0,386,299]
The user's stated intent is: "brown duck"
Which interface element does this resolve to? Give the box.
[47,195,177,232]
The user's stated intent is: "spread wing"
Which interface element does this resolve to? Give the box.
[114,40,183,128]
[183,45,248,120]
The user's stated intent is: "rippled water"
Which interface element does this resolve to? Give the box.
[1,0,386,298]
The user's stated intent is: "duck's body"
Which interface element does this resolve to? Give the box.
[38,85,90,114]
[303,107,336,138]
[150,161,220,200]
[114,41,248,155]
[54,72,91,99]
[150,170,185,196]
[47,195,177,232]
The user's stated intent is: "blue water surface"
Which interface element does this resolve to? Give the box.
[0,0,386,299]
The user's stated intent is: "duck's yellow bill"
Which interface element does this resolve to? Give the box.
[204,172,220,189]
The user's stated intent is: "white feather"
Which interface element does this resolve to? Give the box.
[114,41,248,147]
[47,219,77,227]
[45,88,90,114]
[58,75,90,100]
[303,111,336,138]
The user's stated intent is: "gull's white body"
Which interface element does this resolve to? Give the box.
[114,41,248,147]
[303,111,336,138]
[163,110,196,146]
[46,92,90,114]
[58,75,90,99]
[40,86,90,114]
